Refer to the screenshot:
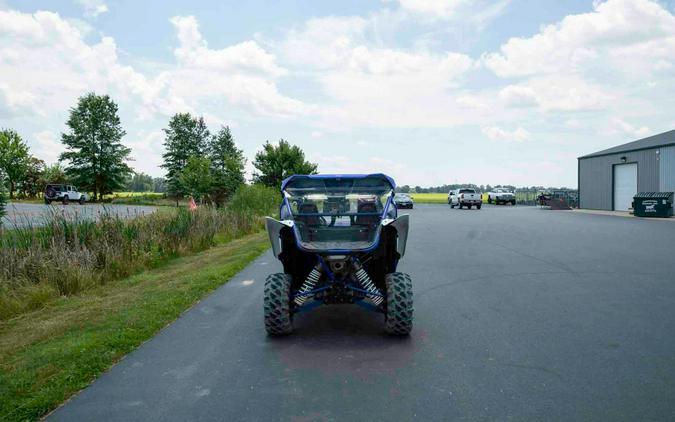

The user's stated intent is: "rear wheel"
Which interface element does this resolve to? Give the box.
[79,196,85,205]
[385,272,413,335]
[467,204,472,209]
[264,273,293,335]
[511,200,516,206]
[477,204,482,210]
[44,198,51,205]
[62,195,69,205]
[458,203,463,209]
[488,197,492,204]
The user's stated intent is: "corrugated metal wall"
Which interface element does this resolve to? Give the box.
[659,145,675,193]
[579,148,660,210]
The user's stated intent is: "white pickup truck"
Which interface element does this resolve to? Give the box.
[488,188,516,205]
[448,188,482,209]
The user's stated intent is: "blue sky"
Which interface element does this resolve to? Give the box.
[2,0,675,187]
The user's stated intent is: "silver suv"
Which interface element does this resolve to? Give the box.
[44,184,88,205]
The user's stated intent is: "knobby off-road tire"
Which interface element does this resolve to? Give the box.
[264,273,293,335]
[385,272,413,335]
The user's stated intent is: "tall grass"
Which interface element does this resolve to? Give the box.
[0,184,277,320]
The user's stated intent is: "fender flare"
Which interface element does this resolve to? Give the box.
[265,217,294,258]
[382,214,410,257]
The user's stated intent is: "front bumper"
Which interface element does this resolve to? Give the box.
[395,202,413,208]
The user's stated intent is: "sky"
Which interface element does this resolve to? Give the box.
[1,0,675,188]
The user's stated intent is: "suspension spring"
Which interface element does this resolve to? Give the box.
[353,262,383,305]
[294,264,322,306]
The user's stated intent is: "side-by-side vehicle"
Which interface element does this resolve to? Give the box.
[264,174,413,335]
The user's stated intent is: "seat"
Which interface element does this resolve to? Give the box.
[297,203,321,226]
[355,201,379,226]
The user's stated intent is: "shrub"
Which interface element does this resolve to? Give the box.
[227,183,278,216]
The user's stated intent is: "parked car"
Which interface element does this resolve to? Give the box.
[44,184,88,205]
[448,188,482,209]
[393,193,414,209]
[488,188,516,205]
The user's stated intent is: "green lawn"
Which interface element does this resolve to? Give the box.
[0,231,270,421]
[410,193,449,204]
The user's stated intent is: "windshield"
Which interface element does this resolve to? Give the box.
[395,193,411,199]
[459,189,475,194]
[283,176,393,251]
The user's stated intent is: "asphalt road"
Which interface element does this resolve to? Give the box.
[2,203,159,227]
[49,204,675,421]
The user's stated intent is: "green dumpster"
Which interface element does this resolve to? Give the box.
[632,192,673,218]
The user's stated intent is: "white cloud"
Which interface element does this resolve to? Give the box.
[281,15,475,128]
[482,126,531,142]
[612,118,651,138]
[33,130,62,165]
[484,0,675,78]
[76,0,108,18]
[392,0,511,27]
[499,77,612,112]
[0,10,309,122]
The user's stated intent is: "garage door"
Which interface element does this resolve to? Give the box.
[613,163,637,211]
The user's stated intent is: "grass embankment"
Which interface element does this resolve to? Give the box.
[0,185,277,320]
[0,184,277,421]
[0,232,270,421]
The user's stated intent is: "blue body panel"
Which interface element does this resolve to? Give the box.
[281,173,396,191]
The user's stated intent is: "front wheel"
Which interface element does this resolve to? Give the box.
[44,198,51,205]
[385,272,413,335]
[511,200,516,206]
[488,197,492,204]
[264,273,293,335]
[79,197,86,205]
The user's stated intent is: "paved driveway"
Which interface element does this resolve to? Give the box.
[49,204,675,421]
[2,203,160,228]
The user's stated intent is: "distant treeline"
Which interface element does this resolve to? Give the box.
[397,184,574,193]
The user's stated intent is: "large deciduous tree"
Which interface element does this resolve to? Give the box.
[179,156,213,203]
[59,93,132,200]
[20,157,45,198]
[41,163,69,186]
[208,126,245,205]
[252,139,317,188]
[0,129,30,199]
[161,113,210,197]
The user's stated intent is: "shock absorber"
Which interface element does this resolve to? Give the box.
[294,263,322,306]
[353,261,384,306]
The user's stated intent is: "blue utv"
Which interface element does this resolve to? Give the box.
[264,174,412,335]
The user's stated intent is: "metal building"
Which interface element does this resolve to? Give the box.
[578,129,675,211]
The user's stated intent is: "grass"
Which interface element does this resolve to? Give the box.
[410,193,449,204]
[0,184,277,320]
[0,231,270,422]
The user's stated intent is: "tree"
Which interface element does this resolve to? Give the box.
[20,156,45,198]
[252,139,318,188]
[0,129,30,199]
[208,126,245,205]
[161,113,210,197]
[59,93,132,200]
[152,177,166,193]
[179,156,213,202]
[41,163,69,186]
[126,172,154,192]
